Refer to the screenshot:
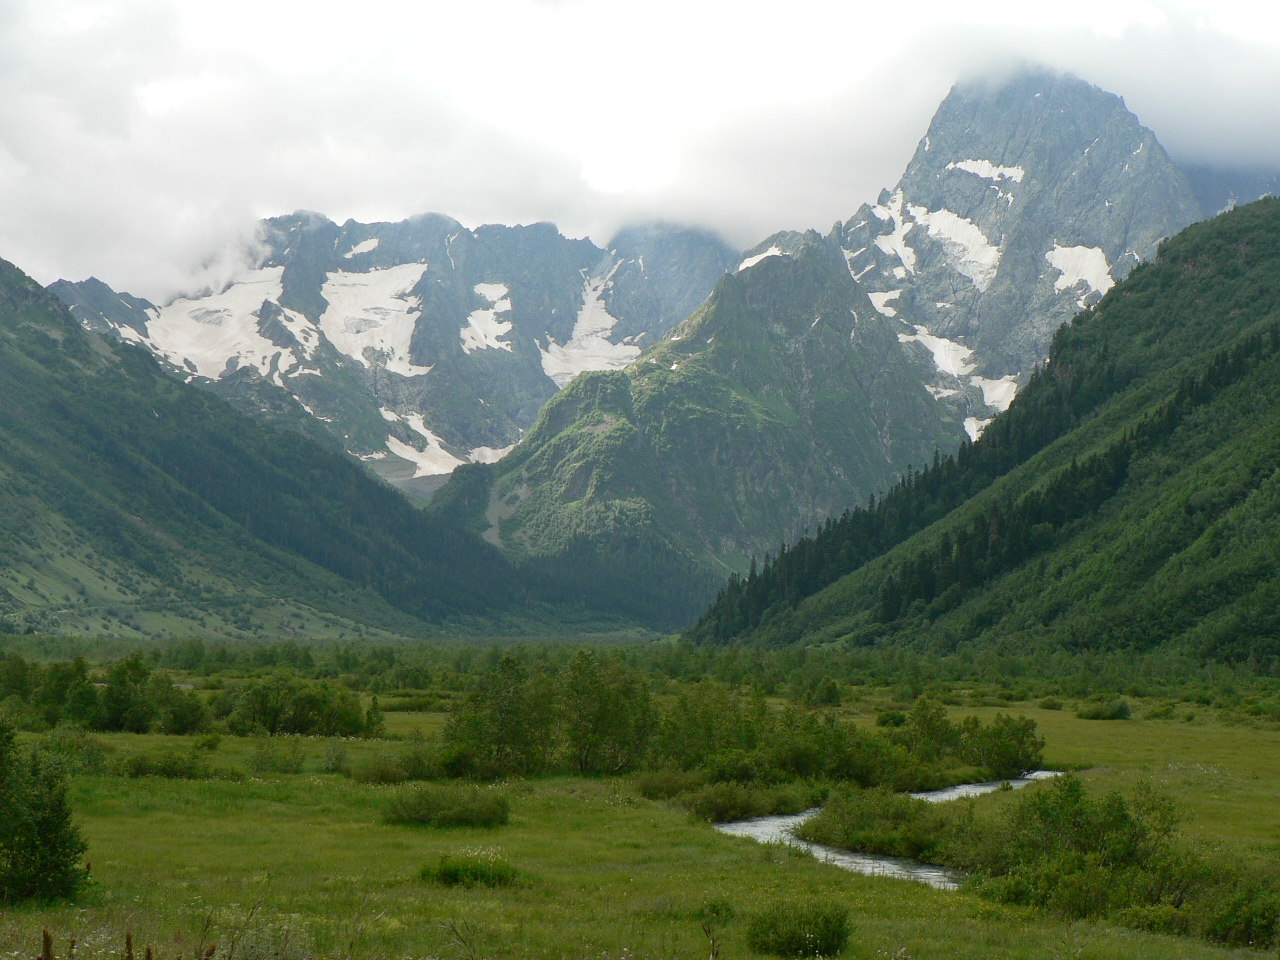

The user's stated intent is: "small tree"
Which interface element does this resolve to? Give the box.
[559,650,655,774]
[0,718,88,903]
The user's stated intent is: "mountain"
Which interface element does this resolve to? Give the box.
[50,216,738,501]
[691,198,1280,667]
[836,71,1201,438]
[429,69,1213,622]
[1180,163,1280,218]
[432,232,967,622]
[0,253,636,640]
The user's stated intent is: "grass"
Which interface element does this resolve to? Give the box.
[2,709,1277,959]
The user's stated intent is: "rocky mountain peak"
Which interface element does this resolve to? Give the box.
[837,70,1201,437]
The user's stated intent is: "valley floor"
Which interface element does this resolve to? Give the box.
[5,706,1279,960]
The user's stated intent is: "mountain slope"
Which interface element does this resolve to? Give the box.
[0,254,614,640]
[51,216,737,500]
[433,232,967,622]
[835,71,1201,434]
[692,199,1280,665]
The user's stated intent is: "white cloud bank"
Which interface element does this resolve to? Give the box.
[0,0,1279,301]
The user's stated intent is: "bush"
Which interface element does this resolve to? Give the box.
[398,739,441,780]
[875,709,907,727]
[351,750,410,784]
[421,848,519,887]
[745,900,850,957]
[216,675,367,737]
[41,726,109,775]
[795,785,953,860]
[1077,700,1131,720]
[384,784,509,828]
[1039,697,1063,710]
[633,767,705,800]
[0,718,89,903]
[320,741,350,775]
[193,732,222,751]
[111,751,218,779]
[246,737,304,775]
[679,782,816,823]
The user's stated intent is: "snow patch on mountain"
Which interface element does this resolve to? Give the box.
[970,374,1018,412]
[737,245,787,272]
[149,267,292,381]
[964,417,992,442]
[469,444,516,464]
[460,282,515,354]
[898,324,975,378]
[538,265,641,388]
[871,191,917,274]
[946,159,1026,183]
[344,238,380,258]
[908,204,1002,291]
[319,263,432,376]
[381,408,467,477]
[1045,244,1114,296]
[869,290,903,318]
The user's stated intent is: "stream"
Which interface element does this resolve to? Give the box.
[713,770,1060,890]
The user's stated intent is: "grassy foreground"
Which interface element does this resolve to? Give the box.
[1,708,1277,960]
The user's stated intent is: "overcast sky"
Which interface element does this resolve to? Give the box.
[3,0,1280,301]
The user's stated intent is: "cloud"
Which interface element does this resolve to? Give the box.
[0,0,1276,301]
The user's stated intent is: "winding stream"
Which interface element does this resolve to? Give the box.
[713,771,1060,890]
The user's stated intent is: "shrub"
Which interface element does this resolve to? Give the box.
[680,782,816,823]
[0,718,89,903]
[805,677,842,707]
[351,750,409,784]
[960,712,1045,779]
[384,784,509,828]
[875,710,907,727]
[1039,697,1063,710]
[745,900,850,957]
[111,751,217,779]
[320,741,350,775]
[216,675,367,737]
[193,732,222,751]
[796,785,954,860]
[41,726,109,775]
[246,737,304,775]
[633,766,705,800]
[1077,700,1131,721]
[421,848,519,887]
[398,740,441,780]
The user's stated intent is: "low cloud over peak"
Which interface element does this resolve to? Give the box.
[1,0,1277,302]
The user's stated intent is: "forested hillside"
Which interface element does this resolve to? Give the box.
[692,199,1280,666]
[0,257,615,639]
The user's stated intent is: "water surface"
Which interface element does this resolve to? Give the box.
[712,770,1061,890]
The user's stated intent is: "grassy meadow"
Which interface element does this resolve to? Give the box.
[3,702,1278,960]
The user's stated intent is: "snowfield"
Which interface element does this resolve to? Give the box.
[460,282,515,354]
[319,263,433,377]
[149,267,297,383]
[946,159,1026,183]
[538,264,641,388]
[737,245,788,272]
[908,204,1002,291]
[898,324,976,378]
[1045,244,1115,296]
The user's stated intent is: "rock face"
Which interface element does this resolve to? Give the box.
[835,71,1202,438]
[50,214,737,500]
